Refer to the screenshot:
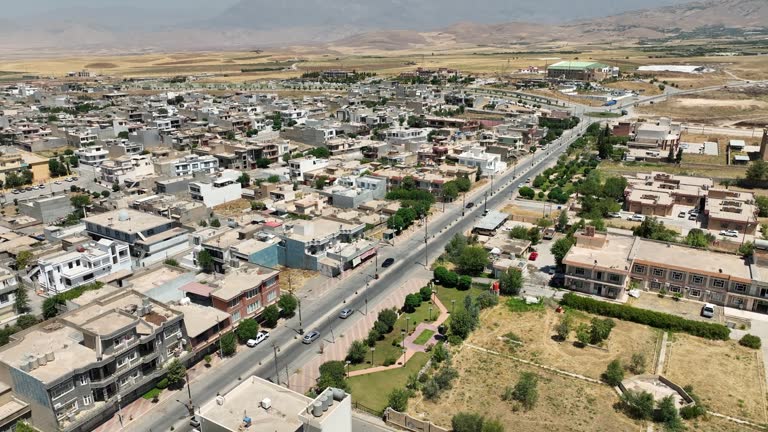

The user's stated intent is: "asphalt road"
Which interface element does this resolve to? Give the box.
[0,166,103,205]
[126,122,588,432]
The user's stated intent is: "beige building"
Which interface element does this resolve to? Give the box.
[705,189,758,235]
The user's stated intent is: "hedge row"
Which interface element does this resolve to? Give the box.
[560,293,730,340]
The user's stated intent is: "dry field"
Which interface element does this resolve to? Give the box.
[408,346,644,432]
[604,80,663,96]
[470,306,661,380]
[597,161,748,181]
[663,333,767,423]
[637,88,768,125]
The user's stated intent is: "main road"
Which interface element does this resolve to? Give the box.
[129,121,590,432]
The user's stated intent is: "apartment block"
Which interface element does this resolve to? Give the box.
[189,170,242,208]
[99,155,154,187]
[154,154,219,177]
[0,290,188,432]
[36,240,132,296]
[0,269,19,321]
[288,157,329,182]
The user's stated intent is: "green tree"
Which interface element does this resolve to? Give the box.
[255,158,271,169]
[739,241,755,257]
[452,412,485,432]
[317,361,348,391]
[235,319,260,343]
[401,176,416,190]
[403,293,422,313]
[14,286,31,314]
[220,332,237,356]
[667,145,675,163]
[101,190,110,198]
[117,131,130,139]
[455,177,471,193]
[656,395,679,424]
[14,422,37,432]
[508,226,530,240]
[267,175,281,183]
[442,181,459,201]
[456,246,489,276]
[512,372,539,410]
[42,297,64,319]
[15,314,38,329]
[277,294,298,317]
[196,250,214,273]
[112,182,120,192]
[314,175,329,190]
[527,227,541,245]
[518,186,535,199]
[346,340,368,364]
[165,358,186,388]
[210,218,221,228]
[602,359,624,386]
[675,148,683,164]
[589,318,616,345]
[498,268,523,296]
[686,228,713,248]
[557,211,569,232]
[620,389,655,420]
[633,217,677,242]
[225,131,236,140]
[378,308,398,332]
[237,172,251,187]
[746,160,768,181]
[556,314,572,341]
[70,194,91,210]
[387,388,411,412]
[445,233,468,263]
[756,196,768,217]
[309,147,331,158]
[15,250,33,272]
[602,177,628,200]
[575,323,591,346]
[262,305,280,327]
[450,309,475,339]
[629,352,646,374]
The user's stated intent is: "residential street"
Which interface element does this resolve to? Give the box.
[117,120,591,432]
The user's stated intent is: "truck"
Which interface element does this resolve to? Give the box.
[604,100,617,107]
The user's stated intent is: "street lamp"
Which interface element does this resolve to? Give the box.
[429,305,433,321]
[451,299,456,314]
[345,360,351,377]
[370,347,375,365]
[402,347,407,366]
[405,316,410,334]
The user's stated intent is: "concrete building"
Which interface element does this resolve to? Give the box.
[631,119,682,151]
[75,146,109,166]
[705,189,758,235]
[36,240,132,296]
[759,128,768,161]
[17,195,74,224]
[198,376,351,432]
[0,290,188,432]
[288,157,329,182]
[457,146,507,176]
[624,172,712,216]
[83,209,190,268]
[154,154,218,178]
[330,176,387,209]
[130,194,211,225]
[546,61,611,81]
[99,155,154,187]
[189,170,242,208]
[0,268,19,321]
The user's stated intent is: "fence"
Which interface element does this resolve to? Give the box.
[384,408,449,432]
[353,401,383,417]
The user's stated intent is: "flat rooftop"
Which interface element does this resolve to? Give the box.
[211,267,279,302]
[200,376,311,432]
[83,208,172,233]
[634,237,751,280]
[564,233,635,273]
[128,266,189,294]
[173,303,227,338]
[287,218,363,242]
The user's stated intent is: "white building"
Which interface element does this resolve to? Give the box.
[288,156,329,182]
[385,128,429,145]
[155,154,219,177]
[76,145,109,166]
[0,269,19,321]
[457,146,507,176]
[36,239,132,296]
[189,170,243,207]
[100,154,155,186]
[65,130,97,147]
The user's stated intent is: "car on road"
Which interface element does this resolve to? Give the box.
[54,181,62,185]
[246,330,270,347]
[628,214,645,222]
[11,190,19,194]
[529,251,539,261]
[71,176,78,181]
[302,330,320,344]
[608,212,621,218]
[190,417,201,428]
[678,211,686,218]
[688,208,699,214]
[688,214,698,221]
[465,202,474,209]
[719,229,739,238]
[381,258,394,268]
[701,303,716,318]
[338,308,354,319]
[23,187,32,192]
[525,178,531,183]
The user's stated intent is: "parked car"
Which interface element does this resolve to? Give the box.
[11,190,19,194]
[465,202,475,209]
[381,258,395,268]
[688,214,698,221]
[608,212,622,218]
[629,214,645,222]
[246,330,270,347]
[338,308,354,319]
[54,181,62,185]
[302,330,320,344]
[529,251,539,261]
[688,208,699,214]
[719,229,739,238]
[190,417,201,428]
[678,211,686,218]
[701,303,716,318]
[525,177,531,183]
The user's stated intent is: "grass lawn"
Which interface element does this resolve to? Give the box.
[414,329,435,345]
[435,285,486,315]
[142,387,162,400]
[585,111,622,118]
[350,295,437,371]
[348,352,429,413]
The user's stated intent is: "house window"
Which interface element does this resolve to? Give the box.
[228,299,239,309]
[117,351,138,368]
[0,293,9,304]
[247,301,261,314]
[231,311,241,323]
[669,285,682,294]
[689,288,702,298]
[573,267,585,276]
[608,273,621,284]
[650,281,662,290]
[632,265,646,274]
[689,274,705,285]
[79,374,88,386]
[733,283,748,293]
[711,279,725,288]
[670,271,684,281]
[245,288,259,299]
[710,292,724,302]
[83,394,93,406]
[50,381,75,400]
[266,291,277,303]
[731,297,745,307]
[652,268,665,278]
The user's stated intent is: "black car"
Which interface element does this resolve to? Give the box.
[382,258,395,268]
[465,202,475,209]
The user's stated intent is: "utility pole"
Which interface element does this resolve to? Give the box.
[462,192,466,216]
[290,274,303,335]
[185,371,193,415]
[483,191,488,214]
[424,215,429,268]
[271,342,280,385]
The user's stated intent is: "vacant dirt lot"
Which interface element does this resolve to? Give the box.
[664,333,767,423]
[407,346,642,432]
[469,306,661,380]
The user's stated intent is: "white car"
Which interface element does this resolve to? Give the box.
[608,212,622,219]
[246,330,270,347]
[719,230,739,238]
[629,214,645,222]
[701,303,716,318]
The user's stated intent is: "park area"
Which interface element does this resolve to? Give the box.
[664,334,768,423]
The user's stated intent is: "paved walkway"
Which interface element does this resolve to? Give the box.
[289,278,430,392]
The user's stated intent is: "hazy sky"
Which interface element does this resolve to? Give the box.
[4,0,241,17]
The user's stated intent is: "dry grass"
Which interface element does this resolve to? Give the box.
[469,306,661,380]
[664,333,767,423]
[212,198,251,218]
[597,161,747,180]
[277,267,317,294]
[605,80,662,96]
[501,204,546,219]
[637,88,768,125]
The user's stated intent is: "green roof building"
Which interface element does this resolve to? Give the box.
[547,61,612,81]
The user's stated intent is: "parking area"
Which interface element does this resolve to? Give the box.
[627,292,724,324]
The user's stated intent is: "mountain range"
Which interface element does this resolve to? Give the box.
[0,0,766,55]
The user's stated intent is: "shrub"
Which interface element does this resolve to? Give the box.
[575,323,591,346]
[387,388,411,412]
[620,389,654,420]
[373,320,389,335]
[452,412,485,432]
[560,293,730,340]
[629,352,646,374]
[220,332,237,357]
[518,186,535,199]
[433,266,450,285]
[511,372,538,410]
[419,285,433,302]
[403,293,422,313]
[655,395,679,424]
[555,314,572,341]
[156,378,169,389]
[422,379,440,400]
[367,329,381,347]
[739,334,762,349]
[602,359,624,386]
[432,342,450,363]
[383,356,397,366]
[454,275,470,291]
[444,271,459,288]
[589,318,615,345]
[262,305,280,328]
[476,291,499,309]
[317,361,348,391]
[15,314,38,330]
[347,340,368,364]
[378,308,398,332]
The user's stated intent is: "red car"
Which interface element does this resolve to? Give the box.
[529,252,539,261]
